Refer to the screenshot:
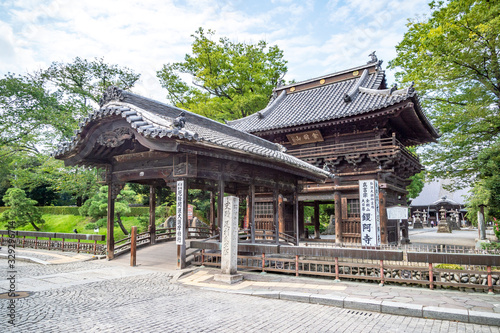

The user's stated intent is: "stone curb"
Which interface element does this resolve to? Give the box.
[0,253,99,265]
[250,290,500,325]
[0,253,49,265]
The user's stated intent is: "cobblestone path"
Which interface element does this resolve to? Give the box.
[1,261,499,332]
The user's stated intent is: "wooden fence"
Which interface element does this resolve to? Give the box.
[190,241,500,292]
[113,226,211,257]
[0,230,106,255]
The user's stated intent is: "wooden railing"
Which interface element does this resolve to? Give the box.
[239,229,297,245]
[113,226,211,257]
[0,230,106,255]
[191,241,500,292]
[288,137,419,164]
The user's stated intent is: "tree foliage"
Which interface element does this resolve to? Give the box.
[1,188,44,230]
[476,143,500,218]
[0,58,140,207]
[389,0,500,187]
[157,28,287,121]
[42,57,140,116]
[0,73,74,153]
[407,171,426,200]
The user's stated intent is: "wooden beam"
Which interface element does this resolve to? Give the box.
[294,189,299,245]
[334,176,343,244]
[379,188,388,245]
[217,179,225,242]
[210,191,216,235]
[314,200,320,239]
[249,183,256,244]
[106,173,115,260]
[274,187,279,245]
[149,185,156,245]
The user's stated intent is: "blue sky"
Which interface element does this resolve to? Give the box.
[0,0,431,102]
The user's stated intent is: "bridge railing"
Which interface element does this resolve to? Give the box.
[0,230,106,255]
[190,241,500,293]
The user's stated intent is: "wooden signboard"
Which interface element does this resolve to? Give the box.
[287,130,323,145]
[359,179,381,246]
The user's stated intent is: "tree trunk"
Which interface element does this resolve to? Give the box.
[30,221,40,231]
[116,212,129,235]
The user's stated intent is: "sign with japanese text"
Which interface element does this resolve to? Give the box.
[286,130,324,145]
[176,180,185,245]
[387,206,409,220]
[359,179,381,246]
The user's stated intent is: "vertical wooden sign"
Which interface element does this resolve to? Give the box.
[176,180,185,245]
[359,180,381,246]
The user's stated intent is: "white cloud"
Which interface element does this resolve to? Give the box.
[0,0,432,102]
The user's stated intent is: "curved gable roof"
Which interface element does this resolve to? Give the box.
[54,88,331,181]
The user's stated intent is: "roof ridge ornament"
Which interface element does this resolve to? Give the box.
[173,111,186,129]
[367,51,377,64]
[408,81,415,94]
[99,86,124,107]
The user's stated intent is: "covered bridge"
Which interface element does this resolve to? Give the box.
[54,87,330,265]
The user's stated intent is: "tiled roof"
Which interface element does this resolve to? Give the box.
[410,179,470,207]
[53,88,331,180]
[227,65,419,133]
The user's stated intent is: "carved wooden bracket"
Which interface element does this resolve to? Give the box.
[97,127,134,148]
[110,182,125,200]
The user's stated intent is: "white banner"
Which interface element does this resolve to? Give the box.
[359,179,381,246]
[176,180,185,245]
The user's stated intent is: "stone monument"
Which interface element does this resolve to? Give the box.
[437,206,452,233]
[214,196,243,284]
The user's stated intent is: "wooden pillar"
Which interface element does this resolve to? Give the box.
[314,200,320,239]
[106,176,116,260]
[210,191,216,235]
[334,192,342,244]
[217,179,225,242]
[249,183,255,244]
[273,187,279,245]
[176,179,187,269]
[298,201,305,239]
[130,226,137,267]
[379,189,388,244]
[293,190,299,245]
[149,185,156,245]
[278,194,285,234]
[334,176,342,244]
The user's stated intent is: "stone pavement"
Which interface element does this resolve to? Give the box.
[178,267,500,326]
[2,244,500,328]
[1,259,499,332]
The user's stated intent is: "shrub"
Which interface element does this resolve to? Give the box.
[494,221,500,241]
[95,218,106,228]
[435,264,464,270]
[85,223,96,230]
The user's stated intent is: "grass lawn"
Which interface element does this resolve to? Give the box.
[7,214,148,243]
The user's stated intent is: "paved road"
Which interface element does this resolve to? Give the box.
[1,260,499,333]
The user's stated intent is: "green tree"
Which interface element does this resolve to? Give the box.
[79,185,139,235]
[465,181,490,226]
[407,171,426,200]
[43,57,140,116]
[1,188,44,230]
[157,28,288,121]
[0,73,74,153]
[389,0,500,187]
[476,143,500,218]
